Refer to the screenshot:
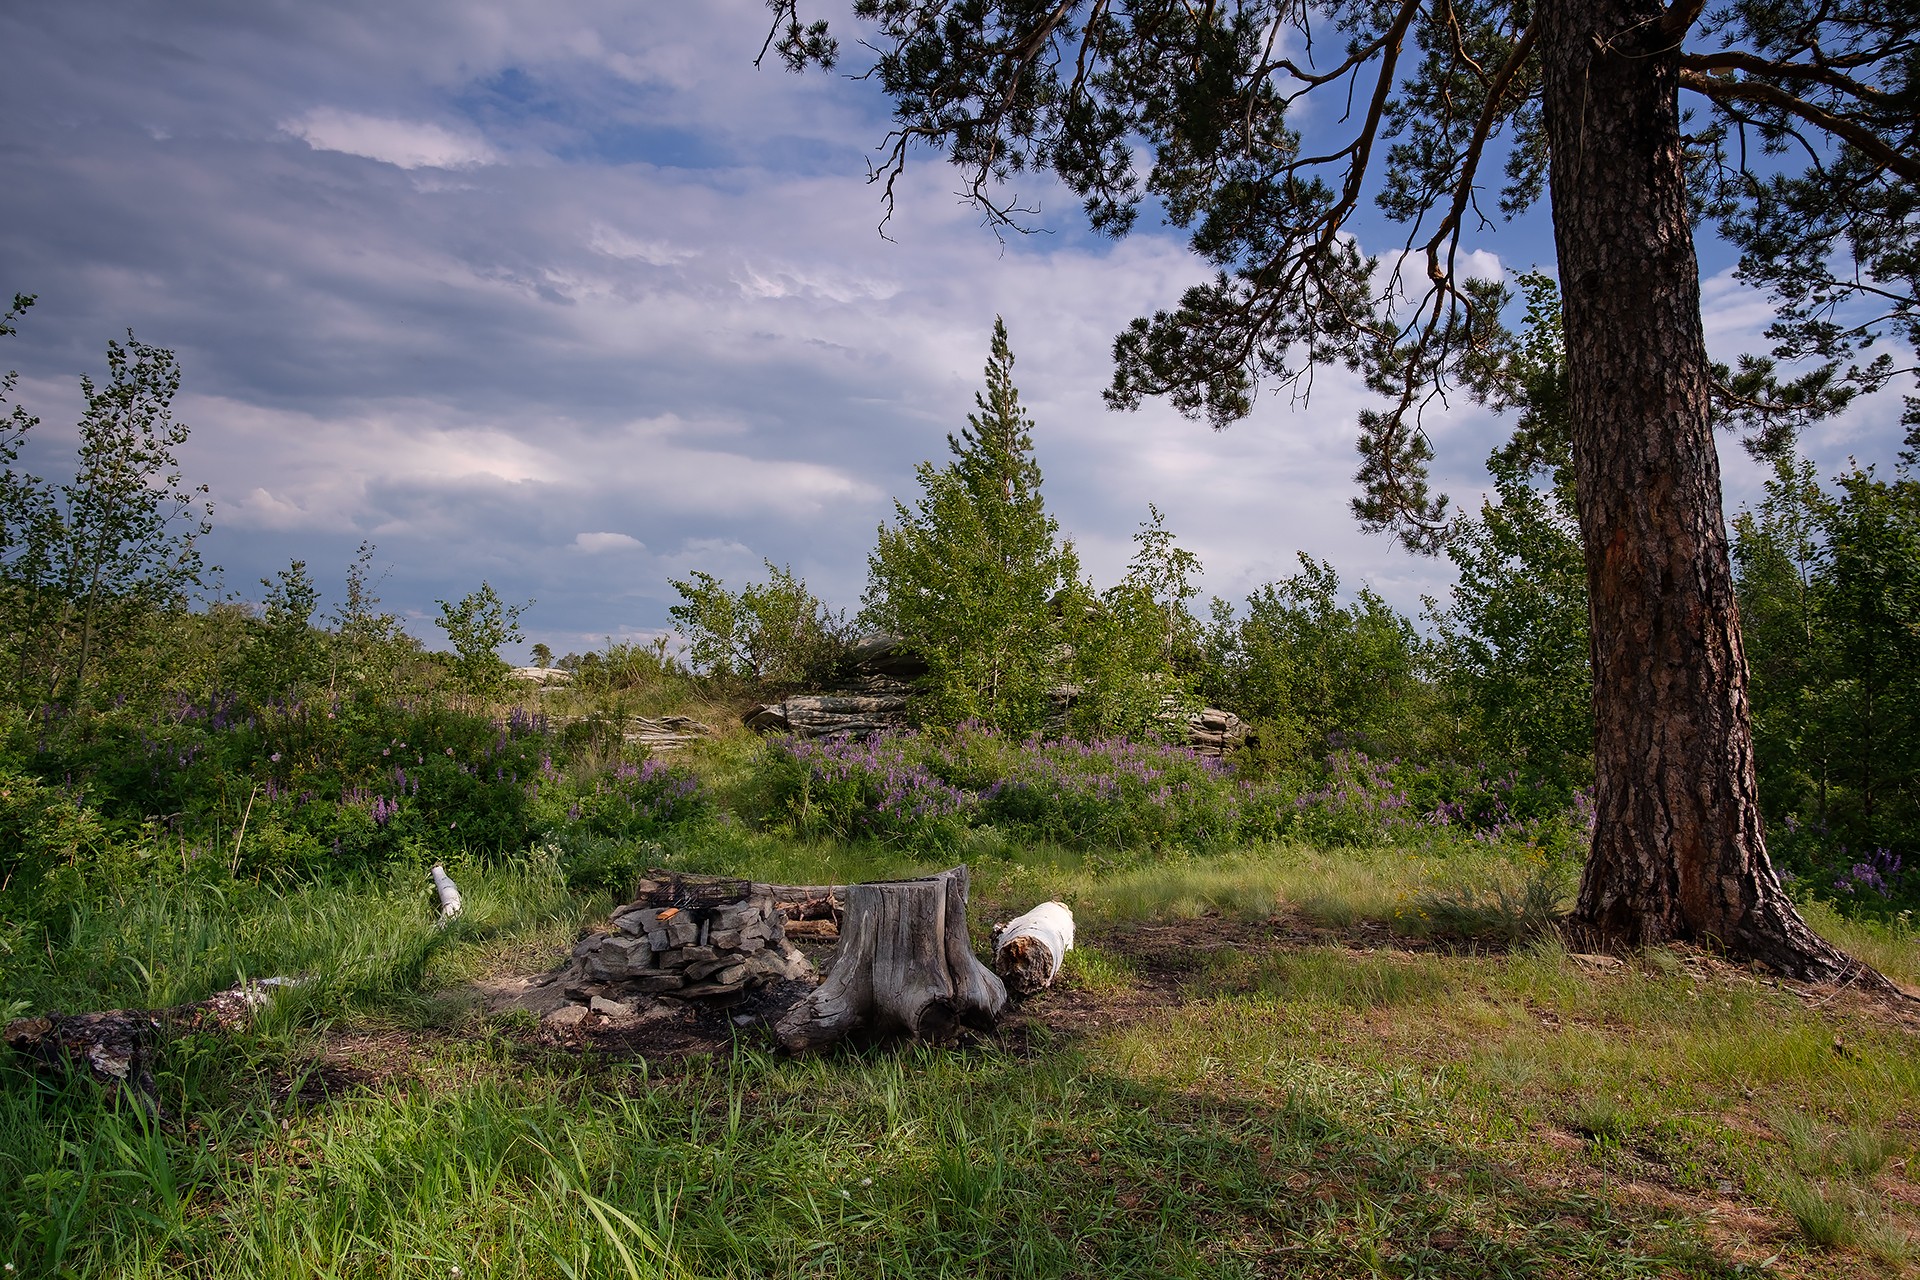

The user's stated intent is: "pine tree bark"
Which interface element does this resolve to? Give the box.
[1538,0,1884,986]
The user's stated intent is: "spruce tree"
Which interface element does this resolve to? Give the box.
[865,318,1079,731]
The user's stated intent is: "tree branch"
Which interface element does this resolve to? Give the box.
[1679,68,1920,185]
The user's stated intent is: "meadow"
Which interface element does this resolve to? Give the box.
[5,697,1918,1280]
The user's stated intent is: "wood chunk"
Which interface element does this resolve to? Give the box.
[992,902,1075,996]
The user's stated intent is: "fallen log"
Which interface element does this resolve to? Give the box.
[775,866,1006,1052]
[993,902,1075,996]
[5,978,306,1101]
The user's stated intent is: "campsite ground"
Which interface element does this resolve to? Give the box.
[10,845,1916,1279]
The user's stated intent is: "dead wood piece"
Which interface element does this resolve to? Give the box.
[5,978,307,1099]
[992,902,1076,996]
[774,865,1006,1053]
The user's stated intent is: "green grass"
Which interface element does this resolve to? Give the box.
[7,837,1920,1278]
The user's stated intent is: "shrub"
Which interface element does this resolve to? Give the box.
[760,732,974,847]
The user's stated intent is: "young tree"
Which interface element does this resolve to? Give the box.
[0,295,48,687]
[1212,556,1432,767]
[864,318,1080,731]
[1735,453,1920,870]
[3,331,213,705]
[1438,273,1591,787]
[435,581,529,695]
[241,559,325,703]
[669,562,846,687]
[760,2,1916,979]
[328,540,414,695]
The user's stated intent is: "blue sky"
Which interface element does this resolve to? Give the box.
[2,1,1910,662]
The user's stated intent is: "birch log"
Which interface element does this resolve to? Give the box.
[774,866,1006,1052]
[430,863,463,920]
[992,902,1075,996]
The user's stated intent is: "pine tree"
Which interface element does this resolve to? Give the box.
[865,318,1079,731]
[760,0,1918,982]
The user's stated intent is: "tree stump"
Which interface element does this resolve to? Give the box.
[775,866,1006,1052]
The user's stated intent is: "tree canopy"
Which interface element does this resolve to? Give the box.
[759,0,1918,980]
[763,0,1914,540]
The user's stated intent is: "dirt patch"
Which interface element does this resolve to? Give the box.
[460,911,1520,1062]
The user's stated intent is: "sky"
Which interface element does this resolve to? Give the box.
[2,0,1912,663]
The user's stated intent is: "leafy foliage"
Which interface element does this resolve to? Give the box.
[1735,451,1920,907]
[2,330,213,706]
[1205,555,1433,769]
[434,581,529,695]
[1437,271,1591,788]
[863,317,1080,731]
[669,562,847,688]
[1066,505,1208,739]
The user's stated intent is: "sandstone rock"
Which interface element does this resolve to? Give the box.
[612,907,663,936]
[589,996,635,1017]
[684,955,741,981]
[601,936,655,973]
[545,1004,590,1028]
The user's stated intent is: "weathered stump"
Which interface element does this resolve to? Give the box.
[775,866,1006,1052]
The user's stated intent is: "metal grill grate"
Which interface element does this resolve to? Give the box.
[631,870,751,910]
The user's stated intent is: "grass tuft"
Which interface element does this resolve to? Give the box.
[1780,1178,1859,1250]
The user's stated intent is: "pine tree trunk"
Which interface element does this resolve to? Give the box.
[1538,0,1885,986]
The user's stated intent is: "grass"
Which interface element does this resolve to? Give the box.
[6,836,1920,1278]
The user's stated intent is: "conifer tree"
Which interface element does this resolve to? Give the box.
[865,318,1079,731]
[760,0,1917,981]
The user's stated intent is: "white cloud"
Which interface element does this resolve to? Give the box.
[283,108,498,170]
[572,531,643,553]
[17,0,1902,652]
[588,225,698,266]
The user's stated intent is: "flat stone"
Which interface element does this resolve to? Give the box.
[683,956,740,981]
[745,950,789,979]
[602,936,655,971]
[648,914,700,950]
[544,1004,590,1028]
[677,973,750,1000]
[708,902,764,930]
[612,907,663,936]
[589,996,635,1017]
[657,945,715,971]
[627,972,688,994]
